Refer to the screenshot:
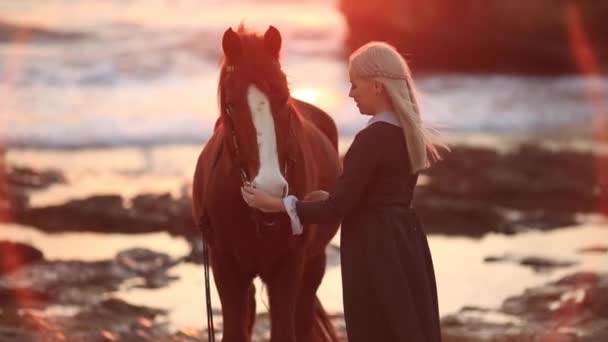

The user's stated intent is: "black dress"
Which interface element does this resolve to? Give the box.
[296,122,442,342]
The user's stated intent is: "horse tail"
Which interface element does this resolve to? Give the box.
[292,98,339,151]
[312,295,340,342]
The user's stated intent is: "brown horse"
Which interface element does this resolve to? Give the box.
[192,25,341,342]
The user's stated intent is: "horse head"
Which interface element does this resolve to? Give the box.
[218,25,293,198]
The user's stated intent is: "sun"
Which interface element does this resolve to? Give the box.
[291,87,322,104]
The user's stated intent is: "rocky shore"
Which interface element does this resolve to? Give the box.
[5,143,606,241]
[0,245,185,341]
[2,140,607,340]
[1,238,606,341]
[442,271,608,342]
[0,240,347,341]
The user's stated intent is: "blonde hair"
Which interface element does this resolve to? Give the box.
[349,41,449,174]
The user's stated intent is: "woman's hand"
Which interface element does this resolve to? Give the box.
[241,186,285,213]
[303,190,329,201]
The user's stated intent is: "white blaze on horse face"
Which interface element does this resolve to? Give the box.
[247,85,288,197]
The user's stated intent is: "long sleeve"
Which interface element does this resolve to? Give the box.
[283,195,303,235]
[295,126,382,224]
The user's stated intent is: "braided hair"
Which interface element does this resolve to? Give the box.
[348,42,449,173]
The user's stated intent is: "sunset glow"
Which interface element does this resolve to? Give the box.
[1,0,607,340]
[292,87,322,104]
[565,2,608,216]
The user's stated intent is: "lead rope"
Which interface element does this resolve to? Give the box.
[198,214,215,342]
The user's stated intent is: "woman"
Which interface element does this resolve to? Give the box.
[242,41,447,342]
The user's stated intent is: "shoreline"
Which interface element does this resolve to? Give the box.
[2,222,607,340]
[3,132,607,340]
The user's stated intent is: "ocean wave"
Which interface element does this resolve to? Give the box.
[4,25,341,87]
[0,19,91,43]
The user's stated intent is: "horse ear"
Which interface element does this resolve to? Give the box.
[222,27,242,62]
[264,25,282,58]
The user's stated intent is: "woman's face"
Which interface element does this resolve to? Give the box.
[348,70,377,115]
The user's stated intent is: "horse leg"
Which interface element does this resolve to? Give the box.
[266,255,304,342]
[295,252,338,342]
[212,252,254,342]
[245,283,256,337]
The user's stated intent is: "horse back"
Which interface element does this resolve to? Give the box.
[289,108,342,198]
[191,127,225,225]
[292,98,338,151]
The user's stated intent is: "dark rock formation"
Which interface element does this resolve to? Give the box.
[415,143,607,236]
[442,272,608,341]
[0,247,179,309]
[484,253,578,273]
[8,143,607,239]
[14,193,195,237]
[6,166,66,190]
[1,158,66,222]
[339,0,608,74]
[0,298,173,342]
[0,244,344,341]
[577,245,608,254]
[0,245,194,341]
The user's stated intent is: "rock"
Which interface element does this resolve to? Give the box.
[556,272,600,287]
[89,297,165,319]
[483,255,509,263]
[502,284,567,319]
[116,248,179,289]
[483,253,517,264]
[15,192,196,238]
[0,247,190,341]
[1,298,172,342]
[442,272,608,341]
[0,247,179,309]
[0,241,44,274]
[16,194,163,233]
[132,192,195,237]
[414,198,505,237]
[10,143,607,240]
[0,324,35,342]
[132,193,174,214]
[0,304,344,342]
[115,248,174,275]
[7,166,66,190]
[339,0,608,74]
[415,144,606,236]
[483,253,577,273]
[422,144,601,212]
[1,155,31,221]
[577,245,608,254]
[519,257,577,273]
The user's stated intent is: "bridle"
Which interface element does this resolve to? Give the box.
[221,64,295,235]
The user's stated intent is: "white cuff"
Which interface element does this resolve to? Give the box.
[283,195,303,235]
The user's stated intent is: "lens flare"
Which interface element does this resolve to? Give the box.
[565,2,607,216]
